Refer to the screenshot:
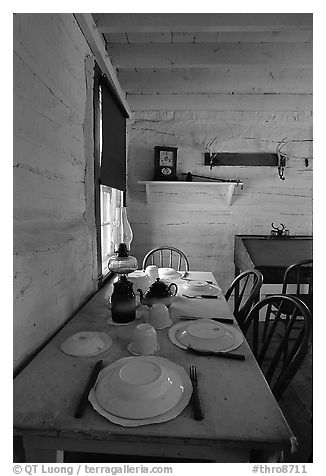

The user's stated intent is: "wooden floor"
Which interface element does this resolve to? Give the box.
[278,346,312,462]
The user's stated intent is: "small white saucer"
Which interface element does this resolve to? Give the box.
[127,343,160,356]
[60,331,112,357]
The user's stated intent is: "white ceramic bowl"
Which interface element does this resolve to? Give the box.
[60,332,112,356]
[184,280,220,295]
[95,357,184,419]
[158,268,182,280]
[127,270,152,293]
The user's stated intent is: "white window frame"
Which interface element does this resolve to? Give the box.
[100,185,123,276]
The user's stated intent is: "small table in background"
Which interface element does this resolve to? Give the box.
[234,235,312,294]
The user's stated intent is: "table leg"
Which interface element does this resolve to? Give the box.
[23,437,63,463]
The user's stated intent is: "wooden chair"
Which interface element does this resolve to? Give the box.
[225,269,263,330]
[263,259,313,345]
[242,295,312,401]
[142,246,190,278]
[282,259,313,314]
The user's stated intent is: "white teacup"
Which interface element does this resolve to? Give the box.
[136,304,150,322]
[145,265,159,281]
[149,303,172,329]
[127,270,152,293]
[128,323,158,355]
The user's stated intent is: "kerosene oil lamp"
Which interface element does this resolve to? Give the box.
[108,206,138,323]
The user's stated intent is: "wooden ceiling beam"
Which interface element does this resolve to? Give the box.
[109,43,312,68]
[92,13,312,33]
[74,13,131,116]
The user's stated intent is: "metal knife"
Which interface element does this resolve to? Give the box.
[179,316,234,324]
[182,294,219,299]
[187,346,245,360]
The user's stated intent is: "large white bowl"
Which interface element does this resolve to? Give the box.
[158,268,182,280]
[60,331,112,357]
[184,280,220,295]
[95,356,185,419]
[173,320,243,352]
[88,357,192,427]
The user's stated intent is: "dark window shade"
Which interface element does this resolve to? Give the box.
[100,77,127,192]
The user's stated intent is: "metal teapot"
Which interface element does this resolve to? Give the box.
[138,278,178,307]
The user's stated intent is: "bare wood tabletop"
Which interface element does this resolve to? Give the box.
[13,272,294,462]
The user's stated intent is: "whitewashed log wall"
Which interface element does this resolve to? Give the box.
[121,39,312,291]
[13,14,98,371]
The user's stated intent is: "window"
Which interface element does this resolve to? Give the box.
[100,185,123,274]
[94,63,128,286]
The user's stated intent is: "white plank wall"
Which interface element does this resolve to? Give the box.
[13,13,313,370]
[13,14,98,371]
[125,45,312,291]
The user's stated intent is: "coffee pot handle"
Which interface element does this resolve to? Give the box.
[168,283,178,296]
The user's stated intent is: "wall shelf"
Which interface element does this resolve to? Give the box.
[138,180,243,207]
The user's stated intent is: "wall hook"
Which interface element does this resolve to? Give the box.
[205,137,219,169]
[276,138,287,181]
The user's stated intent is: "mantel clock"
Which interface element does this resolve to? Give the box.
[153,146,178,181]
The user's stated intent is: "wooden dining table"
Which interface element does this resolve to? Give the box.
[13,271,294,463]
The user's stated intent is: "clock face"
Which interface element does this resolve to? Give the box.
[159,151,174,166]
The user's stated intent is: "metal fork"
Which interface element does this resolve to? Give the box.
[189,365,204,420]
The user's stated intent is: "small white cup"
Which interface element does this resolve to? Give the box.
[128,270,152,293]
[136,304,150,322]
[149,303,172,329]
[145,265,159,281]
[129,323,158,355]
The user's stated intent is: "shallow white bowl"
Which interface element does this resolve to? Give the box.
[60,332,112,357]
[184,280,220,295]
[95,357,184,419]
[158,268,182,280]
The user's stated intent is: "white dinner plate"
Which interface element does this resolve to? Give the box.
[94,356,187,419]
[60,332,112,357]
[169,319,243,352]
[89,356,192,426]
[183,280,220,296]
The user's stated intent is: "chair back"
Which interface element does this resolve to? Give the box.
[282,259,313,295]
[225,269,263,329]
[242,295,312,400]
[282,259,313,315]
[142,246,190,277]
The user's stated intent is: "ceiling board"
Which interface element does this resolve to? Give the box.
[93,13,312,33]
[108,43,312,69]
[105,30,312,44]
